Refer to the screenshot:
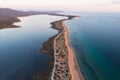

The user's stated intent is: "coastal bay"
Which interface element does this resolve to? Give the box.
[0,12,84,80]
[0,15,66,80]
[1,0,120,79]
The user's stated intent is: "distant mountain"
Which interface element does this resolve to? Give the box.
[0,8,35,29]
[0,8,30,16]
[0,8,62,29]
[0,8,61,17]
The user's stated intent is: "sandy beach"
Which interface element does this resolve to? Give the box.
[50,18,84,80]
[62,20,84,80]
[34,16,84,80]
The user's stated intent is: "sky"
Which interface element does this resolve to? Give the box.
[0,0,120,13]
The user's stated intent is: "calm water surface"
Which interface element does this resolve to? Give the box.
[66,13,120,80]
[0,15,65,80]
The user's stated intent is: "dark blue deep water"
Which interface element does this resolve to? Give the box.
[0,15,65,80]
[66,13,120,80]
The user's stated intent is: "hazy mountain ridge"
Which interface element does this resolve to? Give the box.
[0,8,29,16]
[0,8,61,29]
[0,8,24,29]
[0,8,60,16]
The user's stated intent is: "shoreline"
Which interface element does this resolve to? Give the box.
[1,12,83,80]
[34,15,84,80]
[51,20,71,80]
[62,20,84,80]
[50,18,84,80]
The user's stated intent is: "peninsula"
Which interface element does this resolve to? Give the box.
[35,16,84,80]
[51,19,84,80]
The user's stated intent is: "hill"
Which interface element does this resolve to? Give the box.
[0,8,59,29]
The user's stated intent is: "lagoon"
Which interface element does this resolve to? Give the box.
[0,15,65,80]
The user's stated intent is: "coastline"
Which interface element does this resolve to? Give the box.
[62,20,84,80]
[51,20,71,80]
[50,18,84,80]
[0,10,84,80]
[33,15,84,80]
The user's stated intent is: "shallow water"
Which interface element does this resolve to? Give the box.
[0,15,65,80]
[66,13,120,80]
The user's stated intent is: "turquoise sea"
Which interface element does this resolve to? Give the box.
[66,12,120,80]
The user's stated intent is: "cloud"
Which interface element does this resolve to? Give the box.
[110,1,120,4]
[109,1,120,4]
[100,0,120,5]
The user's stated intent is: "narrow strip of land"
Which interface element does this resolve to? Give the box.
[51,20,71,80]
[51,19,84,80]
